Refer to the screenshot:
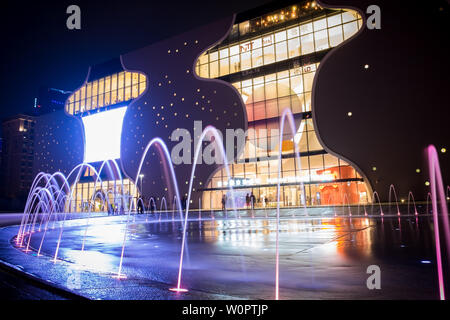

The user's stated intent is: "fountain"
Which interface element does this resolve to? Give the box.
[170,125,239,293]
[116,137,184,279]
[389,184,401,216]
[273,108,306,300]
[342,193,352,217]
[12,114,450,301]
[427,145,450,300]
[160,196,168,221]
[426,192,432,215]
[357,198,368,216]
[371,191,384,216]
[147,197,156,222]
[407,191,418,216]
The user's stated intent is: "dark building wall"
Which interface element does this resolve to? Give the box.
[0,115,35,209]
[32,109,84,183]
[31,109,85,208]
[120,15,247,205]
[313,0,450,201]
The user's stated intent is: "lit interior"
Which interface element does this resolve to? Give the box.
[82,107,127,163]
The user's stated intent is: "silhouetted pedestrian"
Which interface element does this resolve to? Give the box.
[182,195,187,211]
[221,194,227,211]
[250,193,256,209]
[246,194,250,208]
[137,197,144,214]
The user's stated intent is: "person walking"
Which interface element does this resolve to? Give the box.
[250,192,256,209]
[246,194,250,208]
[150,198,156,214]
[181,195,187,211]
[137,197,144,214]
[221,194,227,211]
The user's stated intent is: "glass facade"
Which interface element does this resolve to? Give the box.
[195,10,362,78]
[66,71,147,116]
[69,168,137,212]
[198,3,370,209]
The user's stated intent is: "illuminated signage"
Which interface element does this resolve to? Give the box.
[217,171,336,188]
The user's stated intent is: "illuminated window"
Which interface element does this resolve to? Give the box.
[66,71,147,115]
[82,106,127,163]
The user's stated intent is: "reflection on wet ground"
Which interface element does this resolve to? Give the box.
[21,209,445,300]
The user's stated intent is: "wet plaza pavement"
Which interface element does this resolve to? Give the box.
[0,207,445,300]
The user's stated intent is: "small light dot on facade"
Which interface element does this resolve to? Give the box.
[347,112,352,117]
[416,168,421,173]
[372,167,377,171]
[425,181,430,186]
[364,64,369,69]
[441,148,446,153]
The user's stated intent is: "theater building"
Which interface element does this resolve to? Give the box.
[34,0,371,212]
[197,1,370,209]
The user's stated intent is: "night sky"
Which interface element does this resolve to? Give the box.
[0,0,270,122]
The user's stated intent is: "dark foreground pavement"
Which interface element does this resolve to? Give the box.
[0,263,66,299]
[0,212,103,300]
[0,207,444,300]
[0,213,64,299]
